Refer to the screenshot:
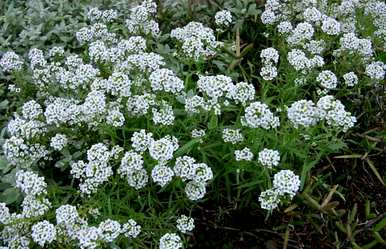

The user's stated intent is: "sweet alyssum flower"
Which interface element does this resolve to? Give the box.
[159,233,182,249]
[176,215,195,234]
[214,10,232,27]
[0,51,23,72]
[258,148,280,168]
[31,220,57,246]
[222,128,244,144]
[241,101,280,129]
[235,147,254,161]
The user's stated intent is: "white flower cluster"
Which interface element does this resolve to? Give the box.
[76,23,114,44]
[241,101,280,129]
[6,114,45,140]
[131,129,154,153]
[173,156,213,201]
[287,96,356,131]
[260,47,279,81]
[259,170,300,211]
[18,186,50,221]
[226,82,255,106]
[149,135,179,163]
[122,219,141,238]
[56,204,142,248]
[260,47,279,64]
[2,135,48,167]
[0,171,56,247]
[339,33,373,58]
[343,72,358,87]
[191,129,206,139]
[118,150,148,189]
[87,7,118,23]
[152,164,175,187]
[171,22,219,60]
[222,128,244,144]
[99,219,121,242]
[316,70,338,90]
[321,17,341,35]
[50,133,68,151]
[159,233,182,249]
[152,102,175,126]
[16,170,47,196]
[287,100,319,128]
[150,68,184,94]
[273,170,301,197]
[31,220,57,246]
[316,95,357,132]
[197,75,233,100]
[176,215,195,234]
[125,0,159,36]
[258,148,280,168]
[365,61,385,81]
[287,49,323,72]
[286,22,314,46]
[214,10,232,27]
[234,147,254,161]
[70,143,113,194]
[0,51,23,72]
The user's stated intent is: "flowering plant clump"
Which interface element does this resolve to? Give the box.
[0,0,385,248]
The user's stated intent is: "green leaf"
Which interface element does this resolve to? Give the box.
[374,217,386,232]
[208,115,218,130]
[174,139,200,157]
[0,157,8,172]
[300,159,319,188]
[0,99,9,109]
[0,187,20,204]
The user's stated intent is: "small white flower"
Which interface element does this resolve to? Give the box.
[222,128,244,144]
[50,134,68,151]
[185,180,206,201]
[343,72,358,87]
[149,135,179,162]
[99,219,121,242]
[316,70,338,89]
[241,101,280,129]
[260,64,278,81]
[176,215,195,233]
[159,233,182,249]
[259,188,280,211]
[0,51,23,72]
[16,170,47,196]
[191,129,206,138]
[260,47,279,64]
[321,17,341,35]
[31,221,57,247]
[287,100,319,128]
[151,164,174,187]
[56,205,79,225]
[131,129,154,152]
[235,147,254,161]
[273,170,301,198]
[258,149,280,168]
[365,61,385,81]
[122,219,141,238]
[215,10,232,27]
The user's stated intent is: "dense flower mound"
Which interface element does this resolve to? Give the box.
[0,0,385,248]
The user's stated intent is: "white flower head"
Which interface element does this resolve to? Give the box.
[31,221,57,247]
[159,233,182,249]
[176,215,195,233]
[258,148,280,168]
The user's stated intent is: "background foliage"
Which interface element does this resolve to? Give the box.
[0,0,385,248]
